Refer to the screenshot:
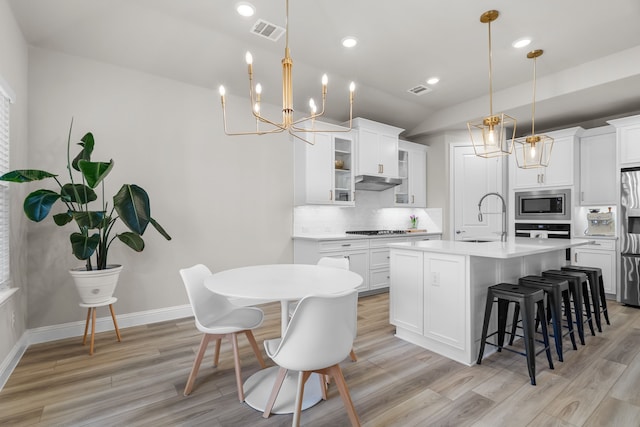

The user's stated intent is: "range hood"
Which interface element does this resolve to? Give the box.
[354,175,402,191]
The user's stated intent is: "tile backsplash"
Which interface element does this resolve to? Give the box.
[294,190,442,235]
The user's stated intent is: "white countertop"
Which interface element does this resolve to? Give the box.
[389,237,592,259]
[292,231,442,241]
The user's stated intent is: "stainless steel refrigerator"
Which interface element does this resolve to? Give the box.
[620,167,640,306]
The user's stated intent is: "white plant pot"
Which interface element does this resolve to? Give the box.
[69,265,123,304]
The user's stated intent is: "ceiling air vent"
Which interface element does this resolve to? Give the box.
[251,19,285,42]
[407,84,432,96]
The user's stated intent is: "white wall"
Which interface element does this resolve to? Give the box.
[25,47,294,328]
[0,0,29,374]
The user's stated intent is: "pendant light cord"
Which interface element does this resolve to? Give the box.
[531,56,537,136]
[488,20,493,117]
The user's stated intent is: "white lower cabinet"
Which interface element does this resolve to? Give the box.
[294,234,441,293]
[390,250,466,349]
[572,239,617,296]
[423,253,467,348]
[389,249,423,334]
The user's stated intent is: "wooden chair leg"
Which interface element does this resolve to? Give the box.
[263,367,288,418]
[326,364,360,427]
[108,304,122,342]
[213,338,222,367]
[293,371,312,427]
[89,308,96,356]
[184,334,213,396]
[319,373,328,400]
[230,333,244,402]
[82,308,91,345]
[245,330,266,369]
[349,348,357,362]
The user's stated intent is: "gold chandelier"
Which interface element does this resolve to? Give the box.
[467,10,516,158]
[514,49,554,168]
[218,0,355,145]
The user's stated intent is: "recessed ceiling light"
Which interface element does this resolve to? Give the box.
[342,37,358,48]
[426,77,440,85]
[236,2,255,17]
[512,38,531,49]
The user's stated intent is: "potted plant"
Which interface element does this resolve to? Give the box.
[0,120,171,303]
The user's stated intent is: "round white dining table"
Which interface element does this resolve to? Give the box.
[204,263,363,414]
[204,263,363,335]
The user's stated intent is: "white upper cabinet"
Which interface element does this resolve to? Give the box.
[579,125,616,205]
[609,114,640,167]
[293,122,355,206]
[509,127,582,190]
[395,140,427,207]
[351,118,403,178]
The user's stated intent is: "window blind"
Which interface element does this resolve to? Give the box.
[0,92,10,288]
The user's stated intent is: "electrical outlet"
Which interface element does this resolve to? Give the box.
[431,272,440,285]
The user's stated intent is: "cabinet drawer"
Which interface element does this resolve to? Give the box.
[370,269,390,289]
[318,239,368,252]
[582,240,616,250]
[370,249,391,268]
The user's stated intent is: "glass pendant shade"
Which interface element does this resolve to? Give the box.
[514,49,553,168]
[514,134,554,168]
[468,113,517,158]
[467,10,516,158]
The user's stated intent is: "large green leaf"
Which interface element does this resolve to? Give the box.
[78,159,114,189]
[150,217,172,240]
[117,232,145,252]
[70,231,100,260]
[61,183,97,204]
[72,211,106,229]
[0,169,57,183]
[53,211,73,226]
[114,184,150,235]
[23,190,60,222]
[71,132,95,171]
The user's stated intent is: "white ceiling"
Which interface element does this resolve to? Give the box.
[8,0,640,138]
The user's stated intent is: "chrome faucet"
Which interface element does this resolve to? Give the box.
[478,192,508,242]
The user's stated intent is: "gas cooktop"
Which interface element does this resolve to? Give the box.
[345,230,407,236]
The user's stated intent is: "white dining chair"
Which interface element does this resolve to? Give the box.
[262,290,360,427]
[179,264,267,401]
[288,257,358,362]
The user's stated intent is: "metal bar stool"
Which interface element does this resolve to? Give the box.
[518,276,577,362]
[477,283,554,386]
[562,265,610,329]
[542,270,590,345]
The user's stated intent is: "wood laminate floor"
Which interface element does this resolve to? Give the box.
[2,293,640,426]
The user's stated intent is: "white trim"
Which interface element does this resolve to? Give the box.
[0,75,15,104]
[0,287,18,306]
[26,303,193,345]
[0,332,28,391]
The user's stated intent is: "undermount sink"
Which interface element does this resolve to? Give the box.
[462,239,495,243]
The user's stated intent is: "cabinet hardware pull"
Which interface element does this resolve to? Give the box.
[342,244,352,247]
[411,195,415,204]
[353,191,355,201]
[329,190,333,201]
[574,253,578,262]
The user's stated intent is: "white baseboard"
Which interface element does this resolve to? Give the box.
[0,332,28,391]
[0,303,194,391]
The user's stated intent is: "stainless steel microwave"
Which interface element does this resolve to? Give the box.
[515,189,571,221]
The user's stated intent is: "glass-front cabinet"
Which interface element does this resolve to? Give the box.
[293,123,355,206]
[333,136,354,204]
[394,140,427,207]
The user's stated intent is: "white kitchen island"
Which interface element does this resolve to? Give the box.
[389,237,591,366]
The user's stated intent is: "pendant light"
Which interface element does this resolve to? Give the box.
[467,10,516,158]
[514,49,554,168]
